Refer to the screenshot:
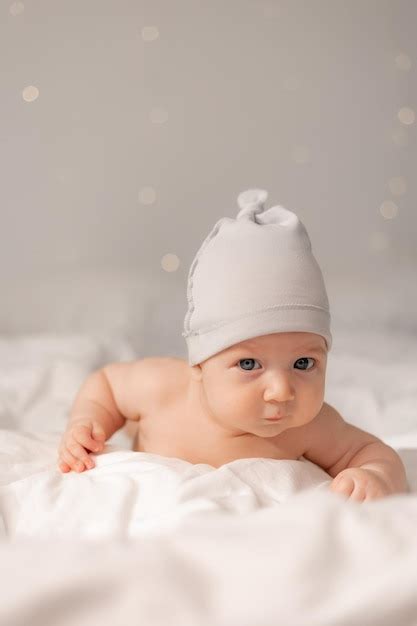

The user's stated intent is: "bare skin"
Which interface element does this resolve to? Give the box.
[58,331,408,501]
[133,331,327,466]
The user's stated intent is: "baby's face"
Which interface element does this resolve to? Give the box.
[190,332,327,438]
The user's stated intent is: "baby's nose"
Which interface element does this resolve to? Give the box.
[263,374,295,401]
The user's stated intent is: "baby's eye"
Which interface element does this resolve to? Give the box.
[237,358,261,371]
[237,357,316,372]
[294,357,315,370]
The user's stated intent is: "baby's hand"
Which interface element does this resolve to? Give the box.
[330,467,390,502]
[57,419,106,473]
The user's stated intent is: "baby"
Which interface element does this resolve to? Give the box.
[57,189,408,502]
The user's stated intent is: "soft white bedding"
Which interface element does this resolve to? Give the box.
[1,428,417,626]
[0,330,417,625]
[0,429,417,626]
[0,430,354,539]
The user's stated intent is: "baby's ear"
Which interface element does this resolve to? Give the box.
[190,364,203,381]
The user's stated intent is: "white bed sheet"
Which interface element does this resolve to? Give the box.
[0,329,417,626]
[0,429,417,539]
[0,429,417,626]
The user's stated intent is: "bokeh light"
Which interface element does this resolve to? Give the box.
[9,2,24,16]
[22,85,39,102]
[380,200,399,220]
[141,26,159,42]
[388,177,407,196]
[161,254,180,272]
[138,187,157,205]
[398,107,415,125]
[395,53,412,72]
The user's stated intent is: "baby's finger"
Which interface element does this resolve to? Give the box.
[330,476,354,498]
[68,440,95,469]
[60,448,85,472]
[73,426,104,453]
[350,482,367,502]
[58,460,71,473]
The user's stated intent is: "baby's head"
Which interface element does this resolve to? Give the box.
[182,189,332,437]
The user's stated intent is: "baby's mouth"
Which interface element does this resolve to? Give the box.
[264,413,287,421]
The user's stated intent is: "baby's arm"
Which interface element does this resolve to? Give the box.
[58,358,161,473]
[302,402,409,501]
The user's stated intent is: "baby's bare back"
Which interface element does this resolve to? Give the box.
[132,357,305,468]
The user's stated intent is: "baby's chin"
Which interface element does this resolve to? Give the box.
[234,422,290,439]
[255,426,289,438]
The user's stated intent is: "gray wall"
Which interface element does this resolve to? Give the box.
[1,0,416,358]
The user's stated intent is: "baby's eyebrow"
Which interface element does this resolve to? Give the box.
[298,343,326,352]
[297,344,327,355]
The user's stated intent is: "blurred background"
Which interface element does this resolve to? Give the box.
[0,0,416,361]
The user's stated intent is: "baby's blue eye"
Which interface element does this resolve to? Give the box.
[237,357,316,371]
[238,358,261,371]
[294,357,315,370]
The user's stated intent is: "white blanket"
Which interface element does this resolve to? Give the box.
[1,329,417,626]
[0,430,335,538]
[1,429,417,626]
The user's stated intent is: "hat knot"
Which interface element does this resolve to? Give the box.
[237,188,268,220]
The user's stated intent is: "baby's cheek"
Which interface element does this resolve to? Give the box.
[294,408,319,429]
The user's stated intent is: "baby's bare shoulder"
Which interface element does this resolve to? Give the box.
[132,356,188,383]
[103,356,189,421]
[105,356,186,378]
[153,357,190,397]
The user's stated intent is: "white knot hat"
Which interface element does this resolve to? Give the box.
[182,189,332,366]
